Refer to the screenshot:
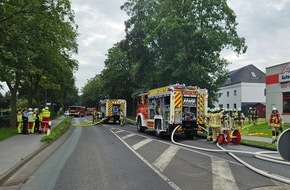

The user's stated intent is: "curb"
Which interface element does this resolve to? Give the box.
[0,119,72,186]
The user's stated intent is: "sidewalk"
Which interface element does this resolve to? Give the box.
[0,116,65,183]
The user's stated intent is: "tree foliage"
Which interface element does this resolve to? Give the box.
[82,0,247,112]
[121,0,247,104]
[0,0,79,127]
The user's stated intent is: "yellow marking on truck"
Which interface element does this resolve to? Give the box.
[149,86,169,96]
[197,92,205,125]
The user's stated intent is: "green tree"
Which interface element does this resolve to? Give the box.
[0,0,78,127]
[81,74,104,108]
[121,0,247,104]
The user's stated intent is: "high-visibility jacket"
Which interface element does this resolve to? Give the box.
[17,111,22,122]
[269,112,282,127]
[42,110,51,120]
[28,111,34,122]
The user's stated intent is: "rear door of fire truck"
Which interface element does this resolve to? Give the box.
[181,87,197,138]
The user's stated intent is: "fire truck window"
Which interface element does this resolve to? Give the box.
[164,96,170,105]
[149,98,155,119]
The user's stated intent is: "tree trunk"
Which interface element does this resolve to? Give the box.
[7,77,20,128]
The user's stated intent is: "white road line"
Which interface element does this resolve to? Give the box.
[109,128,182,190]
[153,146,180,172]
[115,130,124,134]
[132,139,153,150]
[211,157,239,190]
[122,133,135,140]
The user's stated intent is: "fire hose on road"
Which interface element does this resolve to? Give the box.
[171,126,290,185]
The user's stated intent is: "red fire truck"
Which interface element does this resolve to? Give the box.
[68,106,85,117]
[135,84,208,138]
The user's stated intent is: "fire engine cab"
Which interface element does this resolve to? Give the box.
[135,84,208,138]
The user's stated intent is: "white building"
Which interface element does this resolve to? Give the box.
[266,61,290,123]
[215,64,266,116]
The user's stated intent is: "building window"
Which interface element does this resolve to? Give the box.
[234,90,237,96]
[283,92,290,114]
[226,77,231,84]
[234,104,237,109]
[227,91,229,97]
[251,71,257,78]
[264,89,266,96]
[227,104,229,109]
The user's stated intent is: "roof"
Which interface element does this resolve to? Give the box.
[222,64,266,86]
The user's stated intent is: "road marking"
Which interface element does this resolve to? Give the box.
[115,130,124,134]
[132,139,153,150]
[122,133,135,140]
[153,146,180,172]
[211,157,238,190]
[109,128,182,190]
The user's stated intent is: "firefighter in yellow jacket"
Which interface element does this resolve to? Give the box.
[17,109,23,134]
[269,107,283,143]
[120,109,125,126]
[206,108,212,141]
[42,107,51,134]
[209,108,223,142]
[234,108,245,129]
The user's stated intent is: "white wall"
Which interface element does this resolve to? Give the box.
[241,83,266,103]
[215,83,241,109]
[215,82,266,109]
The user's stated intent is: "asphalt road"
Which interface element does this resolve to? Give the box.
[2,117,290,190]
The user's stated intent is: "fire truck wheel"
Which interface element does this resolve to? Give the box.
[232,130,241,145]
[217,134,224,145]
[137,118,145,132]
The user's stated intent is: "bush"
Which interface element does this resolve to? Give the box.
[41,117,72,143]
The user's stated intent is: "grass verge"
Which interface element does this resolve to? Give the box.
[0,128,18,141]
[41,117,72,143]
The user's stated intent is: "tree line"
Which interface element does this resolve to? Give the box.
[0,0,79,127]
[80,0,247,116]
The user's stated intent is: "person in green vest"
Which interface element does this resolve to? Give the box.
[17,109,23,134]
[42,107,51,134]
[39,109,44,134]
[27,108,34,134]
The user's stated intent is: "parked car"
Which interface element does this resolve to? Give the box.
[64,110,69,117]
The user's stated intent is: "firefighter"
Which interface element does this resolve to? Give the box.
[17,109,23,134]
[234,108,245,129]
[120,109,125,126]
[252,107,259,125]
[248,107,253,124]
[209,108,223,143]
[42,107,51,134]
[92,110,97,124]
[206,108,212,141]
[22,109,28,134]
[39,108,44,134]
[269,107,283,143]
[34,108,40,134]
[27,108,34,134]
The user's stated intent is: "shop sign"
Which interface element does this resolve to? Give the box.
[279,63,290,82]
[281,82,290,92]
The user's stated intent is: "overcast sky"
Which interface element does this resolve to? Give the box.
[1,0,290,94]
